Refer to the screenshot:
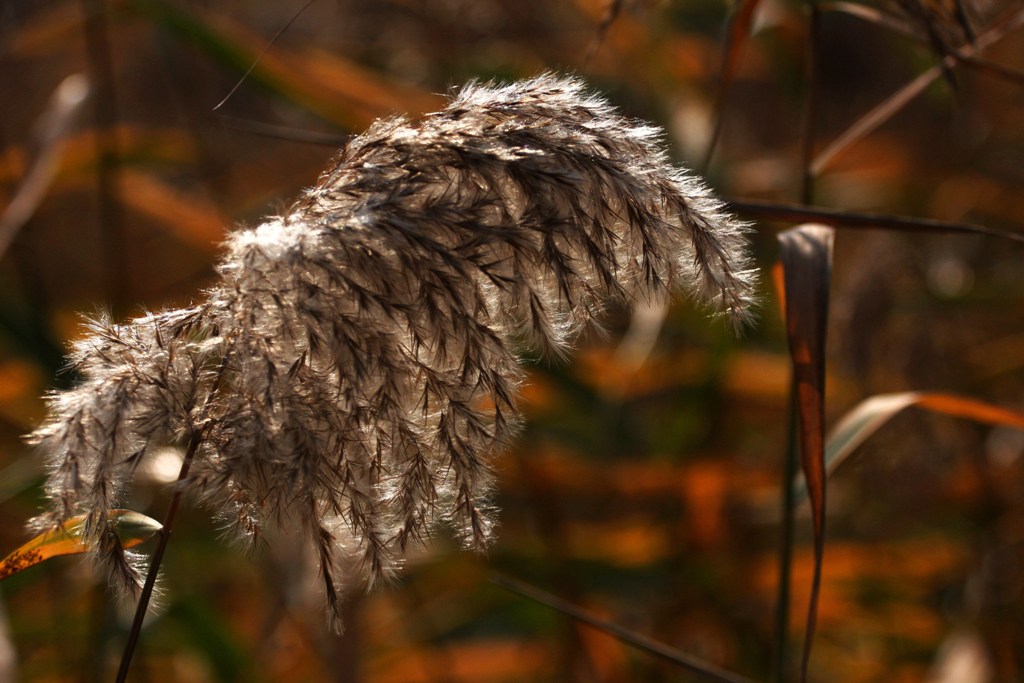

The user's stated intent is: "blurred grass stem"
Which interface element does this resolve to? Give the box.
[79,0,130,309]
[810,4,1024,176]
[0,75,89,263]
[491,573,759,683]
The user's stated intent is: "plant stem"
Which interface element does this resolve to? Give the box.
[116,351,228,682]
[799,0,820,205]
[114,430,202,683]
[771,380,799,683]
[492,573,759,683]
[727,199,1024,243]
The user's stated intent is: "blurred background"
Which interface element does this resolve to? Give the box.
[2,0,1024,681]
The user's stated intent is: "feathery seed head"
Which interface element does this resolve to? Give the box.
[28,74,756,629]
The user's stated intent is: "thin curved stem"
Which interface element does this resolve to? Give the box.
[771,382,799,683]
[491,573,759,683]
[114,430,202,683]
[116,351,229,682]
[727,198,1024,244]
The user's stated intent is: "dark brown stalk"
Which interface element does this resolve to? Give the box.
[114,430,200,683]
[702,0,765,171]
[799,0,820,204]
[727,199,1024,244]
[115,355,229,683]
[491,573,759,683]
[951,0,975,42]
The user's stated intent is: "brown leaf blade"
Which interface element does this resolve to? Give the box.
[703,0,765,168]
[0,510,161,581]
[778,224,834,683]
[821,391,1024,484]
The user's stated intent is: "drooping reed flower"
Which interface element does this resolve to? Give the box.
[28,74,756,628]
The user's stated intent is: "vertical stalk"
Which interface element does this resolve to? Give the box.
[799,0,820,205]
[771,380,799,683]
[114,430,202,683]
[774,7,822,673]
[782,12,822,673]
[116,352,228,682]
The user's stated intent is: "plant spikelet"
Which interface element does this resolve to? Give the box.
[27,74,756,629]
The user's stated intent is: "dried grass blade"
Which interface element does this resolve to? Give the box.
[0,510,161,580]
[813,391,1024,491]
[491,573,759,683]
[811,5,1024,175]
[777,224,834,683]
[703,0,765,169]
[811,64,934,177]
[955,55,1024,86]
[820,1,921,39]
[915,393,1024,428]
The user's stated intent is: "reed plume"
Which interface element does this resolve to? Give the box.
[28,74,756,628]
